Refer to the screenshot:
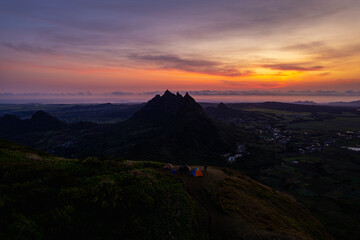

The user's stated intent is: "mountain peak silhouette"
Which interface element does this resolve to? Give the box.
[217,102,229,110]
[133,90,203,118]
[128,90,230,163]
[30,111,63,129]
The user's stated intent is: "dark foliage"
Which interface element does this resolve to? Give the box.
[0,140,194,240]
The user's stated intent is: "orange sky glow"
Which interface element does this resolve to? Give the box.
[0,0,359,102]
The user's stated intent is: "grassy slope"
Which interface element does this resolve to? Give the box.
[181,167,332,240]
[0,139,331,240]
[259,148,360,240]
[0,140,193,240]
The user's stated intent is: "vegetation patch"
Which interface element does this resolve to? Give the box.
[0,140,194,240]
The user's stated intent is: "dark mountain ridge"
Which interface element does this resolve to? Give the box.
[130,90,204,125]
[293,100,360,107]
[101,91,231,163]
[0,91,231,164]
[326,100,360,107]
[225,101,358,114]
[136,90,202,115]
[0,111,64,135]
[30,110,64,130]
[205,102,264,121]
[0,103,143,123]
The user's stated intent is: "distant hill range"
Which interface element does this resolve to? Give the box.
[213,101,359,114]
[293,101,318,105]
[326,100,360,107]
[295,100,360,107]
[0,92,358,163]
[204,102,265,122]
[0,102,143,123]
[0,110,64,137]
[0,91,231,164]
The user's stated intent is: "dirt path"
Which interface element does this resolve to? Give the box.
[179,167,237,240]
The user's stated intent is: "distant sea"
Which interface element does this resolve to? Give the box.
[0,95,359,104]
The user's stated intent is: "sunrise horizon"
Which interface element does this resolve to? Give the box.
[1,2,360,239]
[1,0,360,100]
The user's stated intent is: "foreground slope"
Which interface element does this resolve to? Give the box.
[181,167,332,240]
[0,139,193,240]
[0,140,331,239]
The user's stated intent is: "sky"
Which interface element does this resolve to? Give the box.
[0,0,360,102]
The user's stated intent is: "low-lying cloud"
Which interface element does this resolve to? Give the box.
[263,64,324,71]
[0,92,93,97]
[129,54,252,77]
[186,90,360,96]
[2,42,54,54]
[1,90,359,98]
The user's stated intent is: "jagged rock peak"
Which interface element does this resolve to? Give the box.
[31,111,53,120]
[135,90,203,117]
[217,102,229,109]
[0,114,21,121]
[163,89,173,96]
[30,111,62,126]
[184,92,195,101]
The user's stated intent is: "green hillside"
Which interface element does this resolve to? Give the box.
[0,139,331,239]
[0,140,193,240]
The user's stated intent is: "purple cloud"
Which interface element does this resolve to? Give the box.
[263,64,324,71]
[129,54,252,77]
[2,42,54,54]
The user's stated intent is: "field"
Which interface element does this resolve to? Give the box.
[289,116,360,131]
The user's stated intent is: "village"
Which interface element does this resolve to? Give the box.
[224,118,360,164]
